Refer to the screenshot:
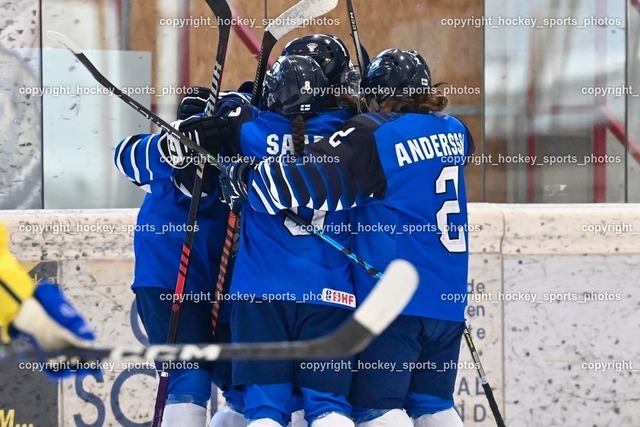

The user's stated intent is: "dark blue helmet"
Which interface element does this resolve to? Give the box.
[282,34,360,90]
[263,55,329,116]
[362,48,432,104]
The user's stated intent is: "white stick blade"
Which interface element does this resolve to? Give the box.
[267,0,339,40]
[353,259,419,335]
[46,30,82,54]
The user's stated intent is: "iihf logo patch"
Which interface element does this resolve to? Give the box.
[306,43,319,53]
[321,288,356,308]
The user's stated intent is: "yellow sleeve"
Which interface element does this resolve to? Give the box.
[0,223,35,343]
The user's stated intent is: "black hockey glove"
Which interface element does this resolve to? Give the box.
[219,162,252,213]
[176,87,212,120]
[159,115,231,169]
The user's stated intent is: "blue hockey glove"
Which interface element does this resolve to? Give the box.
[11,280,97,378]
[219,162,252,213]
[177,87,212,120]
[159,115,232,169]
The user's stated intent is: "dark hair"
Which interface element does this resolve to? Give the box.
[387,83,449,113]
[291,115,307,156]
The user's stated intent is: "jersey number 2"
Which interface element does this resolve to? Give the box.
[435,165,467,253]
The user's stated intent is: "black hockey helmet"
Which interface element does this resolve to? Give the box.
[263,55,330,116]
[362,48,432,104]
[282,34,360,90]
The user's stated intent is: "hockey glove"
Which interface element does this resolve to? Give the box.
[11,280,95,351]
[177,87,212,120]
[10,280,97,378]
[219,162,252,213]
[158,115,232,169]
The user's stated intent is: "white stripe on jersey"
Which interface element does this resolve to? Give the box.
[279,161,300,208]
[262,162,286,211]
[115,136,132,178]
[130,138,142,184]
[145,137,154,182]
[251,181,277,215]
[173,177,194,198]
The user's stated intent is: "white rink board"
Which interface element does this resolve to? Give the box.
[1,204,639,427]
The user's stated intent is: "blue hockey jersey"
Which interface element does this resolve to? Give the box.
[245,111,475,321]
[114,132,230,295]
[228,106,356,309]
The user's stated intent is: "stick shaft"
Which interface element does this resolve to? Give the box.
[152,2,232,425]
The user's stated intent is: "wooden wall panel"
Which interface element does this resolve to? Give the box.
[130,0,488,200]
[130,1,159,83]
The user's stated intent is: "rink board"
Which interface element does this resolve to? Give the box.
[0,205,639,426]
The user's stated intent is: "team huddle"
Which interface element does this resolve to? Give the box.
[0,30,472,427]
[112,31,474,427]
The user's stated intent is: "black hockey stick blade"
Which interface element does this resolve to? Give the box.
[251,0,339,106]
[2,260,417,365]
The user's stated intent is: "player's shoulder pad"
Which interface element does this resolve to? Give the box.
[312,114,381,151]
[436,112,476,158]
[355,112,402,129]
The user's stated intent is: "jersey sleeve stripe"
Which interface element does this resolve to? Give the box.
[130,139,142,184]
[114,136,132,178]
[251,181,277,215]
[279,161,299,208]
[172,177,194,198]
[144,137,154,182]
[262,162,287,210]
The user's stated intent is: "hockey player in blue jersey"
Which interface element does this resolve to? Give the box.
[114,88,248,427]
[220,48,474,427]
[222,49,360,427]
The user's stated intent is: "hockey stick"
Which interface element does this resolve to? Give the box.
[286,217,506,426]
[338,10,505,424]
[44,32,502,425]
[250,0,339,107]
[46,30,381,278]
[290,235,505,426]
[345,0,366,75]
[150,1,232,425]
[211,0,339,334]
[463,327,506,427]
[1,260,417,364]
[204,0,234,338]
